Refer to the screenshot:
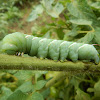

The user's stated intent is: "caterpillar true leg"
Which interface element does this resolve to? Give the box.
[16,52,24,56]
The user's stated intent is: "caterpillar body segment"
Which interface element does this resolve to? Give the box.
[59,41,73,62]
[1,32,100,64]
[29,37,41,56]
[13,32,27,53]
[25,35,34,54]
[37,38,53,59]
[11,34,24,52]
[68,43,83,62]
[48,40,64,61]
[78,44,99,65]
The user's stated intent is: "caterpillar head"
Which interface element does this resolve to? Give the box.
[2,43,18,55]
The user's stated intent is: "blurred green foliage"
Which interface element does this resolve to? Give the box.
[27,0,100,46]
[0,0,23,40]
[0,0,35,40]
[0,0,100,100]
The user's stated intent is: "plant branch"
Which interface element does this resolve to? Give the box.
[0,54,100,73]
[77,25,95,34]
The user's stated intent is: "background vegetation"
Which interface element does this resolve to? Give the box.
[0,0,100,100]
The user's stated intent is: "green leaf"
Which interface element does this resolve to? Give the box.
[56,28,64,39]
[41,0,54,10]
[15,81,33,93]
[29,92,44,100]
[87,88,94,93]
[67,0,99,27]
[27,4,44,22]
[57,19,66,26]
[75,88,91,100]
[94,28,100,45]
[41,88,50,99]
[90,2,100,10]
[67,27,79,37]
[14,70,46,82]
[70,19,92,25]
[14,71,34,80]
[94,80,100,97]
[59,0,71,6]
[0,41,3,53]
[41,0,64,18]
[50,3,64,18]
[78,32,94,43]
[62,84,74,100]
[7,90,28,100]
[67,0,97,20]
[34,71,47,79]
[34,80,47,90]
[43,31,51,38]
[70,77,80,88]
[0,86,13,100]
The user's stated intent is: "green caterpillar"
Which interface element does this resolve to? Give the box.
[1,32,99,64]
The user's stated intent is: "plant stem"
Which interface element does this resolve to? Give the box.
[0,54,100,73]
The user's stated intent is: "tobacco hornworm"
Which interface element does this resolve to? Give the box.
[1,32,100,64]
